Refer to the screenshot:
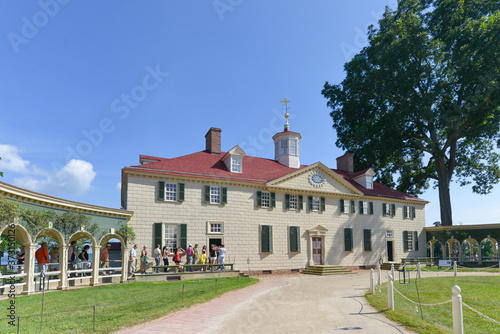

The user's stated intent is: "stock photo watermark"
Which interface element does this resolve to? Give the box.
[7,0,71,54]
[213,0,243,21]
[5,224,17,327]
[238,107,295,157]
[55,64,169,170]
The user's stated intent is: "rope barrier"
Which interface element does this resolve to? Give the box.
[393,286,452,307]
[462,302,500,326]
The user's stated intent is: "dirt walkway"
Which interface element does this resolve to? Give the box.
[116,271,416,334]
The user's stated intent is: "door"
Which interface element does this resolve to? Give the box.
[312,237,322,264]
[387,241,394,262]
[209,238,222,247]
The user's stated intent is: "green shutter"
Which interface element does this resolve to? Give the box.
[403,205,407,218]
[257,191,262,207]
[261,225,273,252]
[403,231,409,252]
[351,200,355,213]
[321,197,325,211]
[221,187,227,204]
[271,192,276,208]
[158,181,165,201]
[391,204,396,217]
[359,201,363,214]
[344,228,353,252]
[369,202,374,215]
[285,194,290,209]
[308,196,313,211]
[180,223,187,249]
[298,195,303,210]
[364,229,372,252]
[340,199,345,213]
[412,206,416,219]
[382,203,387,216]
[154,223,162,248]
[414,231,419,251]
[178,183,185,202]
[204,185,210,203]
[289,226,300,252]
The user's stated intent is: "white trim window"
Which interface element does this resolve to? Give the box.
[407,231,414,250]
[165,183,177,201]
[231,156,242,173]
[289,140,297,155]
[386,230,393,238]
[275,141,279,156]
[366,177,373,190]
[280,139,288,154]
[343,199,351,213]
[362,201,368,215]
[311,197,320,211]
[210,187,221,204]
[261,192,270,208]
[208,222,223,234]
[164,224,178,250]
[289,195,298,210]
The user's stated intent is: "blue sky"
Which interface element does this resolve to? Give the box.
[1,1,498,226]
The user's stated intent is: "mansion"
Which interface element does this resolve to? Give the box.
[121,122,427,272]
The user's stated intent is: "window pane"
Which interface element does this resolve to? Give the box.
[289,195,298,210]
[280,140,288,154]
[165,183,177,201]
[261,192,270,208]
[231,156,242,173]
[312,197,320,211]
[210,187,221,204]
[289,140,296,155]
[164,224,178,250]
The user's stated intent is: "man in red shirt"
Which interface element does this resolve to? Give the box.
[35,242,49,278]
[100,244,111,275]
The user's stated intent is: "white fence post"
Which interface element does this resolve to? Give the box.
[391,263,395,280]
[452,285,463,334]
[377,264,381,287]
[388,274,394,311]
[417,262,421,278]
[370,269,375,294]
[454,261,457,277]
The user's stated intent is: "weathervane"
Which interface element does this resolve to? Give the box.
[280,98,290,125]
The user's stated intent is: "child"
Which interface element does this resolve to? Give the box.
[200,250,207,271]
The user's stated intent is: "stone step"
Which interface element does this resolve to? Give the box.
[302,265,353,276]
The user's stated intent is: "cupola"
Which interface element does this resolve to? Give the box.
[272,99,301,168]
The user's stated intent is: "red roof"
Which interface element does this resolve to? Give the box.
[123,150,425,202]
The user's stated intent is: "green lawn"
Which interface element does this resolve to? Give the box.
[366,276,500,333]
[0,276,258,333]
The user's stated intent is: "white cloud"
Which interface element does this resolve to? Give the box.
[14,159,96,196]
[0,144,41,175]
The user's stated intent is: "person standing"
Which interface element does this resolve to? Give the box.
[209,244,217,271]
[50,247,59,271]
[79,245,91,269]
[68,240,77,271]
[153,244,161,273]
[193,244,199,266]
[140,245,148,274]
[16,246,25,275]
[128,244,138,277]
[100,244,111,275]
[218,244,226,271]
[186,244,194,271]
[162,246,170,272]
[35,242,50,279]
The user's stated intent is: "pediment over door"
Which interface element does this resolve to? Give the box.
[307,225,328,237]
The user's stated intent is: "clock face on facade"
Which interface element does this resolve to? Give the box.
[309,173,325,187]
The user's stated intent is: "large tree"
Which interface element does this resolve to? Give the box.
[322,0,500,226]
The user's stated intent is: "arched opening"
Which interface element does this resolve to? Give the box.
[0,224,32,295]
[433,241,443,260]
[426,241,431,257]
[446,239,460,261]
[480,238,497,263]
[35,228,64,291]
[99,234,126,283]
[67,231,97,287]
[462,240,471,261]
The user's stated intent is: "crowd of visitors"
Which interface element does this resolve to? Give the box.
[128,242,228,276]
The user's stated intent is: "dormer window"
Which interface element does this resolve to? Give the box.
[366,177,373,190]
[231,156,242,173]
[221,145,245,174]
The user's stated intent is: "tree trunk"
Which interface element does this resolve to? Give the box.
[436,158,453,226]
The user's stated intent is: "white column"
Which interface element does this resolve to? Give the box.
[417,262,421,279]
[90,245,101,286]
[388,274,394,311]
[391,263,395,280]
[120,246,127,283]
[453,261,457,277]
[22,243,36,295]
[308,237,314,267]
[452,285,463,334]
[370,269,375,294]
[377,264,381,286]
[58,243,68,290]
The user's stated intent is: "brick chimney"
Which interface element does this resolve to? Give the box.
[336,153,354,173]
[205,127,222,154]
